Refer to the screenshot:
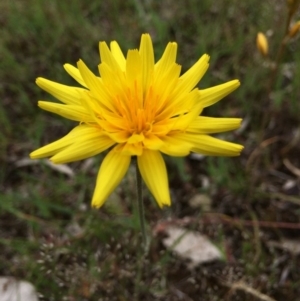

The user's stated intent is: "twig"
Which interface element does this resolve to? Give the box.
[224,280,277,301]
[153,214,300,234]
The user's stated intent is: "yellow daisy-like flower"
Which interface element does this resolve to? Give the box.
[30,34,243,208]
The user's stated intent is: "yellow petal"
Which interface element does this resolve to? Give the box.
[51,132,115,164]
[110,41,126,71]
[153,63,182,115]
[171,54,209,99]
[126,49,142,83]
[155,42,178,77]
[30,139,70,159]
[36,78,83,105]
[38,101,93,122]
[200,80,240,107]
[96,118,125,132]
[77,60,116,112]
[137,150,171,207]
[78,90,103,126]
[170,104,203,132]
[30,125,93,159]
[106,130,130,143]
[127,134,144,144]
[143,134,163,150]
[121,142,143,156]
[159,89,203,131]
[139,34,154,91]
[78,59,103,89]
[151,120,173,136]
[187,117,242,133]
[92,149,131,208]
[63,64,88,87]
[159,135,192,156]
[176,133,243,156]
[157,89,200,124]
[98,62,128,102]
[99,41,122,73]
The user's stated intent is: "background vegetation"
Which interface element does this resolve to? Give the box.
[1,0,300,300]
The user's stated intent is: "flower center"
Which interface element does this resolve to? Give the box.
[116,83,157,137]
[132,109,153,134]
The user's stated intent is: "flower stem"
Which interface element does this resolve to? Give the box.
[135,157,147,248]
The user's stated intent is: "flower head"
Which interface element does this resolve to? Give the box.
[30,34,243,208]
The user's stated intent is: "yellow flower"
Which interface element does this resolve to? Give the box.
[256,32,268,56]
[289,21,300,38]
[30,34,243,208]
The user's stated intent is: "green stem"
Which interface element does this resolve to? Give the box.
[135,157,147,248]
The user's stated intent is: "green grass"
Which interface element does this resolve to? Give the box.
[1,0,300,300]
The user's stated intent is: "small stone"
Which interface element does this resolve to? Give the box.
[188,194,212,211]
[162,226,222,269]
[0,277,38,301]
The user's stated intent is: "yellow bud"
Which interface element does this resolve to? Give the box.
[256,32,268,56]
[289,21,300,38]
